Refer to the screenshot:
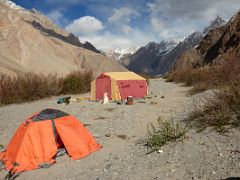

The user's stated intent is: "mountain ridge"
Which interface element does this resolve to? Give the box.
[0,0,126,76]
[173,10,240,72]
[119,16,226,76]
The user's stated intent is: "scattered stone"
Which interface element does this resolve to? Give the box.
[157,150,164,153]
[105,133,111,137]
[106,164,112,170]
[93,133,100,138]
[117,135,127,140]
[150,101,158,105]
[95,116,106,120]
[83,124,91,127]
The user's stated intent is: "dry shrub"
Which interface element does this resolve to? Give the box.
[60,71,92,94]
[187,84,240,132]
[187,58,240,132]
[166,67,212,93]
[0,73,60,104]
[0,71,93,105]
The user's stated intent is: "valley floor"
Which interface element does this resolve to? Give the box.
[0,78,239,180]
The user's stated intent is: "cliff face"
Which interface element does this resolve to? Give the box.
[173,11,240,72]
[0,1,126,76]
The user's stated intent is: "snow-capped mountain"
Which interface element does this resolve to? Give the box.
[145,41,178,56]
[119,16,227,76]
[105,47,137,60]
[119,40,178,74]
[203,16,226,35]
[3,0,24,10]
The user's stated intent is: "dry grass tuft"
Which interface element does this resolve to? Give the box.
[171,58,240,132]
[0,71,93,105]
[187,83,240,133]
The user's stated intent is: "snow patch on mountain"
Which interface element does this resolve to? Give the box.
[203,16,226,35]
[105,47,137,60]
[145,41,178,56]
[3,0,24,10]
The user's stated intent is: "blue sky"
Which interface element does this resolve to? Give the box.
[12,0,240,50]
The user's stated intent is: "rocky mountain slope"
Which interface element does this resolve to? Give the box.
[0,1,126,76]
[120,16,226,76]
[173,11,240,72]
[119,41,178,75]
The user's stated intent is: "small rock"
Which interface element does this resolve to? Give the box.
[212,171,217,175]
[157,150,164,153]
[106,164,112,170]
[93,133,100,138]
[105,133,111,137]
[218,152,223,157]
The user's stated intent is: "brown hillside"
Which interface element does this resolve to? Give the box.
[0,1,126,76]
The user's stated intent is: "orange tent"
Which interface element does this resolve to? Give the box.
[0,109,101,173]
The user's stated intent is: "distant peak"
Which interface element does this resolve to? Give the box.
[203,15,226,34]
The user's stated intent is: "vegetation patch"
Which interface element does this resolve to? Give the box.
[187,84,240,133]
[167,58,240,132]
[0,144,4,150]
[146,117,187,153]
[0,71,93,105]
[60,71,92,94]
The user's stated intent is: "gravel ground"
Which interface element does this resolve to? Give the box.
[0,78,239,180]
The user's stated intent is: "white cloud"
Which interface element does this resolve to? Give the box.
[147,0,240,40]
[121,24,133,35]
[47,10,69,26]
[108,7,139,24]
[107,7,140,35]
[65,16,104,35]
[78,30,155,50]
[147,0,240,22]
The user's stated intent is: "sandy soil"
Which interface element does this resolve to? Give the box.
[0,78,239,180]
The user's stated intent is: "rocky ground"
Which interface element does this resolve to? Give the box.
[0,78,239,180]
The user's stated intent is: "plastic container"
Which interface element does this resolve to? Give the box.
[127,96,133,105]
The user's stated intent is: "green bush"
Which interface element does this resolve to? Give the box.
[0,144,3,150]
[146,117,187,153]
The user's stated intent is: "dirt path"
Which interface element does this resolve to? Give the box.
[0,78,239,180]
